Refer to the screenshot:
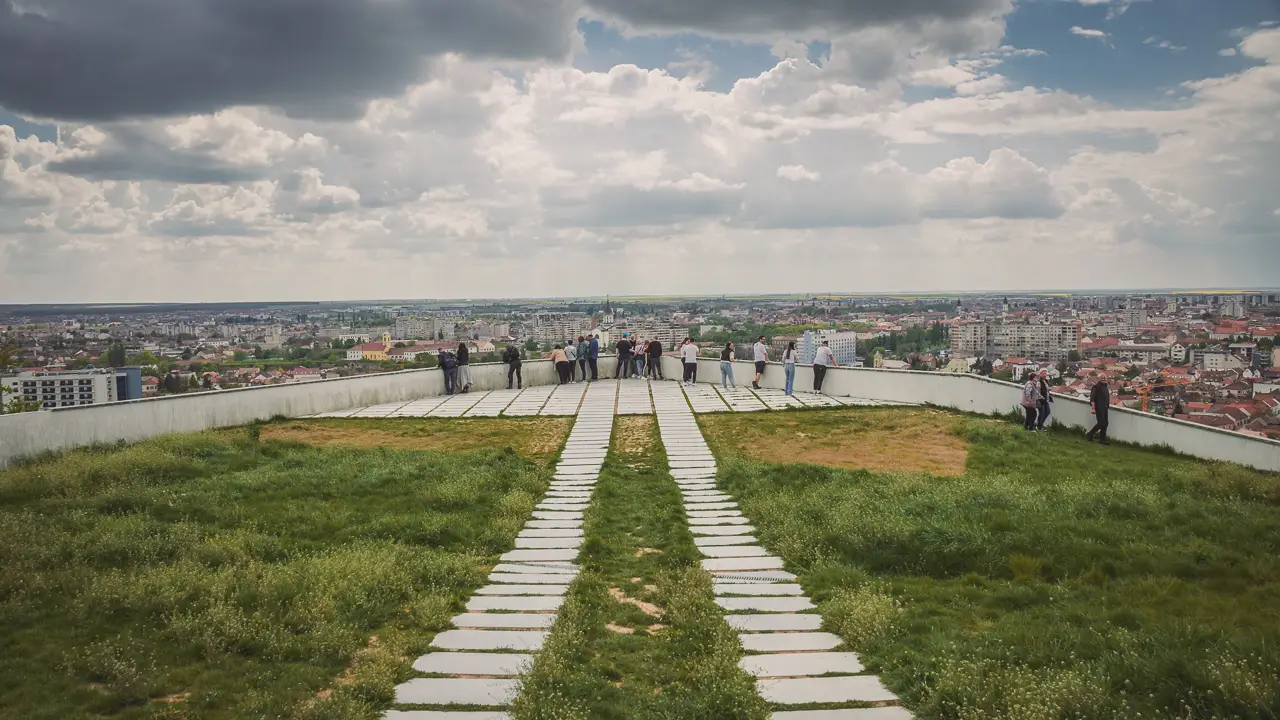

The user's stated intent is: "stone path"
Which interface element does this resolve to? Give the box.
[384,380,619,719]
[650,384,914,719]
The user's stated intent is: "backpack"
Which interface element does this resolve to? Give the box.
[440,351,457,370]
[1020,380,1037,407]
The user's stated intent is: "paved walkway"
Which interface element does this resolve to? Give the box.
[651,384,914,719]
[384,380,620,719]
[309,379,903,418]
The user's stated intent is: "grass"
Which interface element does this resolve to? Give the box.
[510,415,768,720]
[703,406,1280,719]
[0,425,548,720]
[700,406,967,476]
[260,416,573,462]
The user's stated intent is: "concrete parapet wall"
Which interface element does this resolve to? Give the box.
[670,355,1280,473]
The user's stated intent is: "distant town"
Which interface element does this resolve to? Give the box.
[2,291,1278,438]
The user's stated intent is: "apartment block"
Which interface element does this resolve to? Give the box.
[2,368,143,409]
[800,329,860,365]
[952,321,1082,362]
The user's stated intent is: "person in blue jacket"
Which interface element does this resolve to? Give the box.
[588,334,600,380]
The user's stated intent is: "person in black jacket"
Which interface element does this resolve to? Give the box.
[503,345,522,389]
[615,336,633,379]
[456,342,471,392]
[1036,370,1052,431]
[647,339,664,380]
[1087,379,1110,445]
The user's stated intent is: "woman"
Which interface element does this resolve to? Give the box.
[782,341,798,395]
[577,335,590,383]
[564,339,577,382]
[456,342,471,392]
[634,339,646,379]
[681,338,699,385]
[1036,369,1053,431]
[1020,373,1041,431]
[720,342,736,390]
[551,344,570,384]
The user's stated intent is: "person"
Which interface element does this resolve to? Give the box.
[681,337,699,385]
[1087,378,1111,445]
[782,341,798,395]
[1020,374,1041,431]
[552,344,570,384]
[752,336,768,390]
[719,342,736,389]
[503,344,522,389]
[588,334,600,380]
[616,335,633,379]
[564,340,577,382]
[813,340,837,393]
[634,339,646,379]
[439,349,459,395]
[456,342,471,392]
[1036,370,1053,431]
[577,335,590,383]
[647,338,664,380]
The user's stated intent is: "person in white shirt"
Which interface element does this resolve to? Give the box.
[719,342,736,389]
[782,341,798,395]
[752,336,768,390]
[680,338,700,385]
[564,341,577,382]
[812,340,837,393]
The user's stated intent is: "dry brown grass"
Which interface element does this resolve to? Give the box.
[700,406,969,476]
[260,417,572,463]
[614,416,656,455]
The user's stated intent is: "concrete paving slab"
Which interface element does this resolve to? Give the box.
[687,510,743,518]
[451,613,557,630]
[740,651,863,677]
[690,525,757,536]
[714,583,803,595]
[708,569,797,581]
[534,503,589,512]
[770,709,913,719]
[716,596,815,612]
[739,632,843,653]
[523,520,583,529]
[413,652,533,676]
[490,562,577,574]
[699,545,770,558]
[431,629,548,651]
[394,677,519,706]
[385,711,510,720]
[514,537,583,550]
[702,556,785,571]
[466,595,564,612]
[475,584,569,595]
[688,516,751,526]
[499,549,579,562]
[488,573,575,585]
[757,676,898,704]
[684,501,735,510]
[725,613,823,632]
[517,529,584,538]
[695,535,758,546]
[529,513,583,522]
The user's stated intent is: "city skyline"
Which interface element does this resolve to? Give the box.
[2,0,1279,303]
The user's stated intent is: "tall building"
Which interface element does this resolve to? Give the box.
[393,317,439,340]
[532,313,591,344]
[1118,307,1148,334]
[800,330,859,365]
[2,367,143,410]
[952,321,1081,362]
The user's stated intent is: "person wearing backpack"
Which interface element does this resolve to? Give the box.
[503,344,522,390]
[577,336,590,383]
[440,350,459,395]
[1020,374,1040,431]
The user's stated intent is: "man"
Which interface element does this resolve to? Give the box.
[615,335,633,379]
[439,349,458,395]
[752,336,768,390]
[588,334,600,380]
[813,340,837,394]
[1087,378,1111,445]
[1036,370,1053,432]
[647,338,664,380]
[633,338,646,379]
[503,344,522,390]
[681,337,699,385]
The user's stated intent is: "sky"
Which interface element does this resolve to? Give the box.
[0,0,1278,303]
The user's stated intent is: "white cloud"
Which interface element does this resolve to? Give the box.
[1069,26,1109,41]
[777,165,821,181]
[1219,47,1239,57]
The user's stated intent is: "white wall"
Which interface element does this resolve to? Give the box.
[671,356,1280,473]
[0,358,618,468]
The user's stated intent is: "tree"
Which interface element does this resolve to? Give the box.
[107,341,126,367]
[524,338,539,352]
[1067,350,1082,363]
[1056,359,1068,374]
[233,350,249,362]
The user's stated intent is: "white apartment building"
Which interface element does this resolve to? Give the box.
[532,313,591,344]
[800,330,859,365]
[393,317,440,341]
[2,368,128,409]
[953,321,1082,362]
[1195,350,1246,371]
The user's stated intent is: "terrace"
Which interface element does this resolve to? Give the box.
[2,358,1279,719]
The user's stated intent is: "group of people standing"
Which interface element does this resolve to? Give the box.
[547,334,603,385]
[712,336,838,395]
[438,342,474,395]
[1020,372,1111,445]
[614,336,666,381]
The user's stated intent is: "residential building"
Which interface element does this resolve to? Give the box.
[800,330,859,366]
[1114,343,1172,364]
[1195,350,1246,372]
[1170,343,1189,363]
[2,367,143,409]
[393,317,440,341]
[1118,307,1148,334]
[952,321,1082,362]
[532,313,591,343]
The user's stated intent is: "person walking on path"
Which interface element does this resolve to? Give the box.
[1036,370,1053,431]
[577,336,590,383]
[456,342,472,392]
[503,344,522,389]
[615,335,633,379]
[588,334,600,381]
[440,349,459,395]
[1087,378,1111,444]
[782,341,798,395]
[681,338,700,385]
[1020,373,1041,431]
[752,336,768,390]
[647,339,664,380]
[552,345,570,384]
[633,339,647,379]
[813,340,837,393]
[720,342,737,390]
[564,340,577,382]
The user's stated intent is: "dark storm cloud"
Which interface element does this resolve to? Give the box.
[0,0,579,121]
[584,0,1010,35]
[47,127,264,183]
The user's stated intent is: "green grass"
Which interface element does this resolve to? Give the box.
[0,428,548,720]
[511,417,768,720]
[706,407,1280,719]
